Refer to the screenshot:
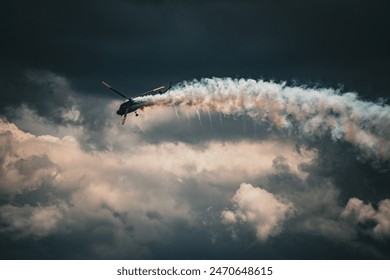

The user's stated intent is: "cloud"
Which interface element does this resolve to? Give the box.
[0,71,389,259]
[0,123,59,194]
[0,115,316,258]
[341,197,390,239]
[0,203,66,238]
[221,183,293,241]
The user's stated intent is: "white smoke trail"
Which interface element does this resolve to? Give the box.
[137,78,390,160]
[173,105,180,120]
[196,110,203,128]
[207,110,214,129]
[186,110,191,126]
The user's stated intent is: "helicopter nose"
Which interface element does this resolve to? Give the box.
[116,109,122,115]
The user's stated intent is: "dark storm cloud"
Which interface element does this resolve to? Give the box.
[1,0,389,143]
[1,0,389,96]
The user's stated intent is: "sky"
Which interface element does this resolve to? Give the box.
[1,0,390,259]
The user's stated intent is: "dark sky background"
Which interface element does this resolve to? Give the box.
[0,0,390,259]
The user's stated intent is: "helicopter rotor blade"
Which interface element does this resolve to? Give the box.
[135,86,165,97]
[158,81,174,94]
[153,86,165,92]
[101,81,130,99]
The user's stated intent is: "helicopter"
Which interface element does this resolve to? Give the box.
[101,81,172,124]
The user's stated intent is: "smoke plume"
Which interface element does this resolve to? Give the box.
[138,78,390,161]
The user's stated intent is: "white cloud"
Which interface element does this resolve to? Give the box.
[0,203,66,237]
[341,197,390,239]
[61,106,81,122]
[221,183,294,241]
[374,200,390,238]
[0,116,314,255]
[0,116,315,194]
[341,197,376,223]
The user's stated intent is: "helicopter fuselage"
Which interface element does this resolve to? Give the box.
[101,80,171,124]
[116,99,145,116]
